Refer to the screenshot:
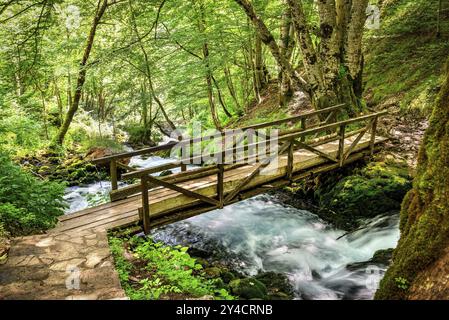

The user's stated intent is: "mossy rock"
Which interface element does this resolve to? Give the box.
[371,248,394,265]
[346,248,394,271]
[229,278,268,300]
[222,271,235,284]
[316,161,412,229]
[195,258,210,268]
[255,272,294,300]
[203,267,222,279]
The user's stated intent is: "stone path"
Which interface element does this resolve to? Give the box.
[0,229,127,300]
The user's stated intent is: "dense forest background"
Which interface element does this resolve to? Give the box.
[1,0,447,156]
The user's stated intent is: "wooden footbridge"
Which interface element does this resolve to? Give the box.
[52,105,387,235]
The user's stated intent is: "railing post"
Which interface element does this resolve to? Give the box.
[301,118,306,142]
[370,116,378,156]
[110,159,118,191]
[287,139,294,181]
[141,175,151,234]
[338,124,346,167]
[217,133,225,208]
[217,164,224,208]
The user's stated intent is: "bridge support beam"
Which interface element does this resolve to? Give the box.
[110,160,118,191]
[141,176,151,234]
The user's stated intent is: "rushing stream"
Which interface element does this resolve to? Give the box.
[63,153,400,300]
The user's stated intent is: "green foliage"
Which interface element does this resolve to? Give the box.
[0,110,48,156]
[109,235,234,300]
[364,0,449,114]
[394,277,409,290]
[0,153,66,235]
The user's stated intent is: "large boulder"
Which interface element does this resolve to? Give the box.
[316,160,412,230]
[229,278,268,300]
[255,272,294,300]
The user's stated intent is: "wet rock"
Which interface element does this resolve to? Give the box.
[346,248,394,271]
[316,161,412,230]
[229,278,268,300]
[311,270,322,280]
[371,248,394,265]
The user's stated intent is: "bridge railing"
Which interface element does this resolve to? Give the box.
[91,104,346,201]
[91,107,387,234]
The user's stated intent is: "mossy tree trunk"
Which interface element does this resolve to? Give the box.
[376,60,449,300]
[235,0,369,113]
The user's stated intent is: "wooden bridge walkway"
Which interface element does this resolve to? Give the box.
[52,106,388,235]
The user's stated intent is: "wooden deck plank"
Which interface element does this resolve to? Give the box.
[52,134,387,234]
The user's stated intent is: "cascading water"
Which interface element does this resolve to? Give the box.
[63,153,399,300]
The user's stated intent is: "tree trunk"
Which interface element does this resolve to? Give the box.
[223,65,242,110]
[203,42,222,130]
[376,59,449,300]
[54,0,109,146]
[254,34,266,93]
[234,0,310,94]
[289,0,367,112]
[212,75,233,118]
[53,79,64,126]
[279,5,294,107]
[247,28,260,103]
[198,1,222,130]
[128,0,176,132]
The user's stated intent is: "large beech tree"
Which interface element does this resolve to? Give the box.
[235,0,369,112]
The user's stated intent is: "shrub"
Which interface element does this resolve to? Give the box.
[109,235,234,300]
[0,112,46,156]
[0,152,66,235]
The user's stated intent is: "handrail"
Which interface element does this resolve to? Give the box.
[90,104,345,164]
[121,110,385,181]
[278,110,387,142]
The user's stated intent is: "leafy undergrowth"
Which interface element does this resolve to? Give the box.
[108,235,235,300]
[364,0,449,115]
[0,152,66,236]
